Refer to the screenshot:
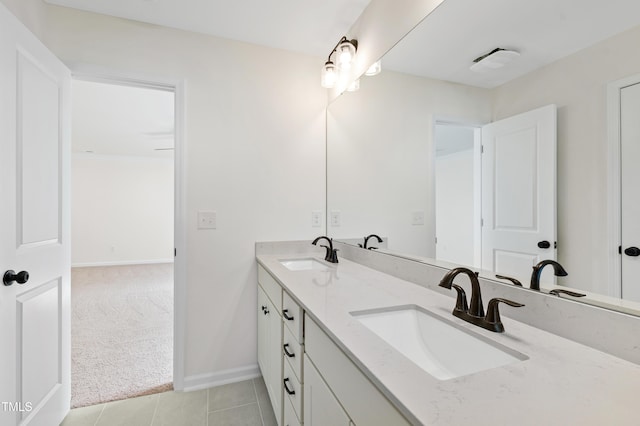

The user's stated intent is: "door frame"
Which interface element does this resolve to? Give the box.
[70,64,188,390]
[607,73,640,299]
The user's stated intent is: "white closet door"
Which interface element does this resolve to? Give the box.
[0,3,71,426]
[481,104,557,285]
[620,82,640,302]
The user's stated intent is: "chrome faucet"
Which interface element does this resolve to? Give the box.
[358,234,383,250]
[530,260,567,291]
[439,267,524,333]
[311,236,338,263]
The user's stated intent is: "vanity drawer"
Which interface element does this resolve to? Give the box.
[283,396,301,426]
[283,358,302,421]
[283,325,303,382]
[282,291,303,343]
[258,265,282,312]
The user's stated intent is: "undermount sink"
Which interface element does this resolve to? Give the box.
[279,258,329,271]
[351,305,527,380]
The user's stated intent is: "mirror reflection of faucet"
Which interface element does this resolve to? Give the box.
[311,236,339,263]
[439,267,524,333]
[530,260,568,291]
[358,234,383,250]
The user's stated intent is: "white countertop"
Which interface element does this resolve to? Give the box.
[257,253,640,426]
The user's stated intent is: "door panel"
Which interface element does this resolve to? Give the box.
[482,104,557,286]
[620,82,640,302]
[17,51,61,246]
[0,3,71,426]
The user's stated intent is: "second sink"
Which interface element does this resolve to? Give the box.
[351,305,527,380]
[280,258,329,271]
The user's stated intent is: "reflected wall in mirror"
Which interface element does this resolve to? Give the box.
[327,0,640,314]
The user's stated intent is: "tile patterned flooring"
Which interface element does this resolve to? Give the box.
[61,378,277,426]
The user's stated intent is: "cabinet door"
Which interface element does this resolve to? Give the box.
[304,355,351,426]
[258,285,283,426]
[257,287,269,376]
[268,297,283,426]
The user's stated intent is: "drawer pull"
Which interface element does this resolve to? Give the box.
[283,378,296,395]
[283,309,294,321]
[283,343,295,358]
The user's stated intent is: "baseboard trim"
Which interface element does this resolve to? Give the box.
[181,365,261,392]
[71,259,174,268]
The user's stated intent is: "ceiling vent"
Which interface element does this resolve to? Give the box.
[470,48,520,72]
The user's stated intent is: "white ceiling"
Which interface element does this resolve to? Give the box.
[72,80,175,158]
[383,0,640,88]
[43,0,371,58]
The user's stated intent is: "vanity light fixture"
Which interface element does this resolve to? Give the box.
[470,48,520,72]
[320,36,358,89]
[365,60,382,76]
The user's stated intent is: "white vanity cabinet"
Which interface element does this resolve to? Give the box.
[258,263,410,426]
[257,267,284,426]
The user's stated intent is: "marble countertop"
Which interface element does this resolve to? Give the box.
[256,253,640,426]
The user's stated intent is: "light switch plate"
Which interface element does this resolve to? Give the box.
[198,211,216,229]
[330,211,341,227]
[311,211,322,228]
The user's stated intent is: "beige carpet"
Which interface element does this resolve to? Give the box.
[71,263,174,408]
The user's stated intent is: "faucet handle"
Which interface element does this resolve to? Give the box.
[450,284,469,313]
[548,289,586,297]
[484,298,525,332]
[495,274,523,287]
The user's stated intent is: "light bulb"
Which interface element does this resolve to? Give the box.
[321,61,337,88]
[337,40,356,70]
[365,60,382,76]
[347,79,360,92]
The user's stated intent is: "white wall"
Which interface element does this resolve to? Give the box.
[71,155,174,266]
[36,5,326,384]
[492,25,640,294]
[327,70,491,257]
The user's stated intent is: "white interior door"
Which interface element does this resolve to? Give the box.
[0,4,71,426]
[481,104,557,285]
[620,82,640,303]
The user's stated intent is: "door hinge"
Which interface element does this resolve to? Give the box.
[481,218,484,227]
[174,248,177,257]
[619,245,622,255]
[481,145,484,154]
[435,237,438,244]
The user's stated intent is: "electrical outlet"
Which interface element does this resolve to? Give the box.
[330,211,341,227]
[412,211,425,226]
[311,211,322,228]
[198,211,216,229]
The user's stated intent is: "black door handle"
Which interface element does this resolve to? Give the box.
[537,241,551,249]
[3,270,29,286]
[624,247,640,257]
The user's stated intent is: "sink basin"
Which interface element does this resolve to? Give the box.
[280,258,329,271]
[351,305,527,380]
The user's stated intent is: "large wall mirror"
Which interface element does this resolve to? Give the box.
[327,0,640,315]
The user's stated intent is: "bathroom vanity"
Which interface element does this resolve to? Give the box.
[256,242,640,426]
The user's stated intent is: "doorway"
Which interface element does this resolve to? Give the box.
[434,122,481,267]
[70,79,175,407]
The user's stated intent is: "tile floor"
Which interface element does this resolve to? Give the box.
[61,377,277,426]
